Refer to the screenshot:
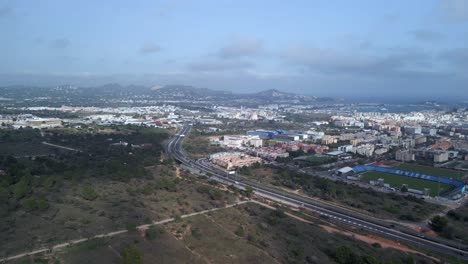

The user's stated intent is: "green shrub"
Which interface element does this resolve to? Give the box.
[13,177,30,200]
[122,245,143,264]
[81,185,98,201]
[146,226,164,240]
[191,227,202,239]
[235,225,245,237]
[126,222,137,232]
[22,197,49,211]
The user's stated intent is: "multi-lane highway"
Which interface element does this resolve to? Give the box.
[166,124,468,260]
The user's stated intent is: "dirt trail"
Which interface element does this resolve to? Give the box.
[175,167,181,179]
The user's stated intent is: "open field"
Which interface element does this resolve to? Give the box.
[361,171,451,197]
[13,203,444,263]
[0,168,238,257]
[393,163,467,180]
[0,162,238,257]
[0,126,241,258]
[306,156,332,163]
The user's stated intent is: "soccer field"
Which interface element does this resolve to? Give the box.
[361,171,451,197]
[392,163,467,180]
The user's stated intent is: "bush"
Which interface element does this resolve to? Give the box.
[122,245,143,264]
[333,246,359,264]
[197,185,223,200]
[209,189,223,200]
[146,226,164,240]
[191,227,202,239]
[173,214,182,222]
[81,185,98,201]
[235,225,245,237]
[244,186,254,197]
[22,197,49,211]
[42,176,57,189]
[430,215,448,232]
[154,178,178,192]
[247,234,256,243]
[126,222,137,232]
[13,177,31,200]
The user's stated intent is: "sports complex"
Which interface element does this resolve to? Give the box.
[353,163,467,199]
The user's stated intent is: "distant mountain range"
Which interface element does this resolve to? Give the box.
[0,84,338,104]
[148,85,336,102]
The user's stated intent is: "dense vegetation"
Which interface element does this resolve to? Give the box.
[0,126,168,218]
[164,203,439,263]
[268,167,443,221]
[433,204,468,244]
[183,131,224,159]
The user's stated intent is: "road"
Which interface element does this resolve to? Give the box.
[166,124,468,260]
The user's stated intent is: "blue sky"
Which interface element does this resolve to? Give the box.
[1,0,468,100]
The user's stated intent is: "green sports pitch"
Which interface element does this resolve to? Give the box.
[360,171,452,197]
[392,163,467,181]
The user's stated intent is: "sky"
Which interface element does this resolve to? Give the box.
[1,0,468,101]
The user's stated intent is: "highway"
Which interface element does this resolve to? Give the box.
[166,124,468,260]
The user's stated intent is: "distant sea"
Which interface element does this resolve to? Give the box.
[338,96,467,113]
[354,104,447,113]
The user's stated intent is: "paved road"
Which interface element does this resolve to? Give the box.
[167,124,468,260]
[0,201,249,263]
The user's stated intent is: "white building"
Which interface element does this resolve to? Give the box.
[249,138,263,148]
[338,145,354,153]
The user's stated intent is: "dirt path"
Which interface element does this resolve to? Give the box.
[42,141,82,152]
[175,167,181,179]
[108,245,122,258]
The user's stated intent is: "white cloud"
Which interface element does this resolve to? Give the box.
[440,0,468,22]
[219,38,263,59]
[140,42,161,54]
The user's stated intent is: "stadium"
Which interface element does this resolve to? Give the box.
[353,165,466,199]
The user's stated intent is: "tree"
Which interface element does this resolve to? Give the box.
[145,226,164,240]
[333,246,359,264]
[244,186,254,197]
[209,189,223,200]
[307,149,316,155]
[122,245,143,264]
[402,255,415,264]
[430,215,448,232]
[361,255,380,264]
[401,185,408,193]
[173,214,182,222]
[12,177,31,200]
[22,198,49,211]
